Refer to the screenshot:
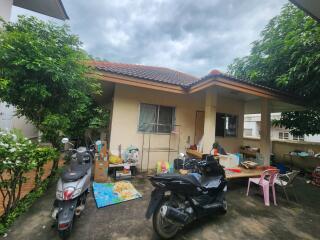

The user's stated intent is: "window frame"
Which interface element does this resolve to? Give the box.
[279,132,289,140]
[215,112,238,138]
[244,128,253,137]
[293,135,304,141]
[138,103,176,134]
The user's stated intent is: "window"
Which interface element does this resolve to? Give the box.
[279,132,289,140]
[293,135,304,141]
[244,128,253,137]
[216,113,237,137]
[138,103,175,133]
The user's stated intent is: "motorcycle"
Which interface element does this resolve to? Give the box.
[145,150,227,239]
[51,138,95,239]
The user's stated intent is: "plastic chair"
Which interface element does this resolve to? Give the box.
[275,170,300,202]
[246,169,279,206]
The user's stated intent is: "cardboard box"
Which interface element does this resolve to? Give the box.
[94,160,109,182]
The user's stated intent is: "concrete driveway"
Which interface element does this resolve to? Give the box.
[5,176,320,240]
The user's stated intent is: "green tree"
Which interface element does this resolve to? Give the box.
[0,16,108,168]
[228,4,320,136]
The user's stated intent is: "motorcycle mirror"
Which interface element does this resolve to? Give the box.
[61,138,69,144]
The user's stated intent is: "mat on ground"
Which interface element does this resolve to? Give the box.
[93,181,142,208]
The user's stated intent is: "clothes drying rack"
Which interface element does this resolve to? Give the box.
[140,123,181,172]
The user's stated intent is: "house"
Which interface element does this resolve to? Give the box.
[244,113,320,142]
[0,0,68,138]
[90,61,304,170]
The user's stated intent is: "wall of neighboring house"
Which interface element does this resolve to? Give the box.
[0,0,12,23]
[243,113,320,143]
[0,103,38,138]
[0,1,39,139]
[109,84,245,170]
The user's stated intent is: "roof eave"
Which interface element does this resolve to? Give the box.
[188,75,306,107]
[290,0,320,22]
[13,0,69,20]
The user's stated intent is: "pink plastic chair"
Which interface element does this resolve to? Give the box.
[246,169,279,206]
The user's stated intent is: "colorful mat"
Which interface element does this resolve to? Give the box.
[93,181,142,208]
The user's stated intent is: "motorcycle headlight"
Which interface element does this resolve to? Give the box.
[72,188,82,197]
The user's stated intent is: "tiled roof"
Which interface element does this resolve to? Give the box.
[91,61,198,87]
[192,70,293,96]
[91,61,293,96]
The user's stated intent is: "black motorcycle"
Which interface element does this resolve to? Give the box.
[145,154,227,239]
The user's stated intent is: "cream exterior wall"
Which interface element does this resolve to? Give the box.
[109,84,245,170]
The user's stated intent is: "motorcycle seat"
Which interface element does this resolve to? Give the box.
[62,163,90,182]
[188,173,222,189]
[154,173,202,187]
[200,175,222,189]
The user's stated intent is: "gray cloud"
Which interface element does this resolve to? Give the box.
[11,0,287,77]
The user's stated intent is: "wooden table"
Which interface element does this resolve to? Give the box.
[225,167,263,179]
[186,149,264,179]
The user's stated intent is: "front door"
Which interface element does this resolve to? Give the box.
[194,111,205,145]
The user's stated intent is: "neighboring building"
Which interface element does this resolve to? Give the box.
[290,0,320,22]
[244,113,320,142]
[0,0,68,138]
[90,61,304,169]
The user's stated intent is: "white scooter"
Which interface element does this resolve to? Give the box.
[52,138,95,239]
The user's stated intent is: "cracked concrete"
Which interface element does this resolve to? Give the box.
[4,176,320,240]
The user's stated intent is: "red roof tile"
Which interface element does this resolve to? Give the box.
[90,61,295,98]
[91,61,198,87]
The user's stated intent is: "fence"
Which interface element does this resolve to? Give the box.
[243,137,320,171]
[0,160,63,216]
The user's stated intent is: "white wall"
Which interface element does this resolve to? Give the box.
[0,0,13,22]
[0,102,38,138]
[244,113,320,143]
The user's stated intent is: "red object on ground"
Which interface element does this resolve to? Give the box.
[226,168,242,173]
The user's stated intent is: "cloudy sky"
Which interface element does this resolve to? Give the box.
[11,0,287,77]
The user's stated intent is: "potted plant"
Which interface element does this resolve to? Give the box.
[212,142,219,155]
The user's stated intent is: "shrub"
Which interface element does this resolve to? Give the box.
[0,129,58,219]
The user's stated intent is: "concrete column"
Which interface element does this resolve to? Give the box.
[202,89,217,153]
[0,0,13,22]
[260,98,271,165]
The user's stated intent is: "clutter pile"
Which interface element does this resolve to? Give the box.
[94,142,139,182]
[156,160,174,174]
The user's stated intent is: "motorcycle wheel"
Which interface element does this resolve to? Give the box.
[220,198,227,215]
[153,198,179,239]
[58,221,73,240]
